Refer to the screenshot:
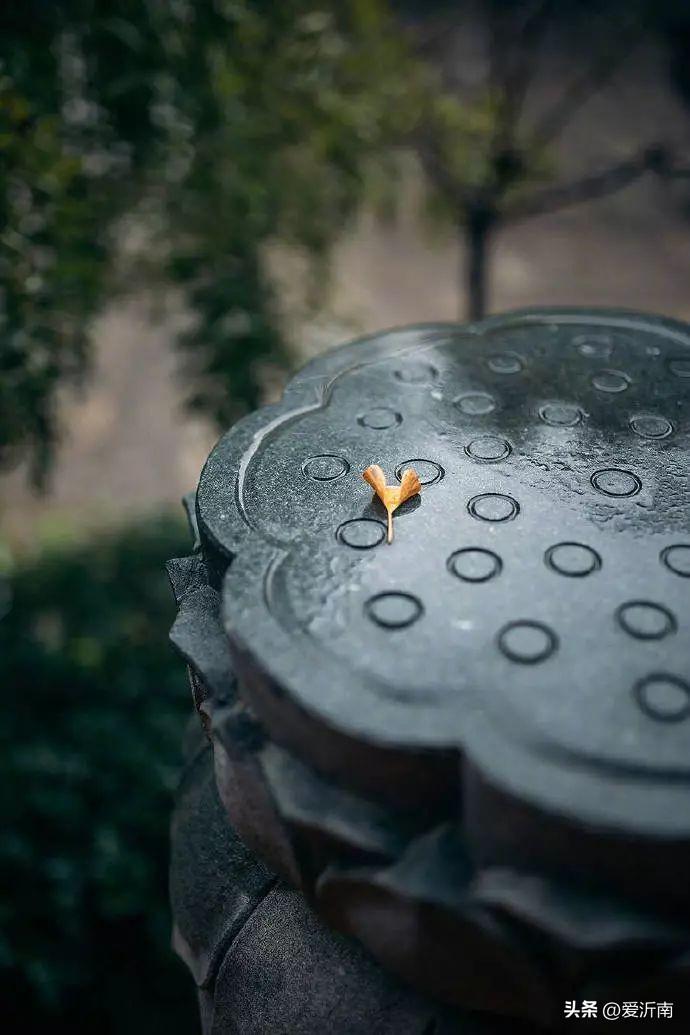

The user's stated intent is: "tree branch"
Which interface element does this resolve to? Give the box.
[529,14,645,148]
[663,164,690,179]
[504,146,668,220]
[491,0,554,141]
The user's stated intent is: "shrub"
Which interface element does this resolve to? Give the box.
[0,514,198,1032]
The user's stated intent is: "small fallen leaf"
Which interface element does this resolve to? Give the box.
[363,464,421,543]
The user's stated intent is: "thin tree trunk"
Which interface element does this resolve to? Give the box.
[463,211,493,322]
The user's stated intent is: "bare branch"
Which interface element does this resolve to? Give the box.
[529,15,645,148]
[486,0,506,99]
[493,0,555,138]
[504,146,668,220]
[530,56,623,149]
[663,164,690,179]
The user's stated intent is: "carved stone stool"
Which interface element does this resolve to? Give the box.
[169,310,690,1033]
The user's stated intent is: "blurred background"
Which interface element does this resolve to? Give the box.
[1,1,689,1031]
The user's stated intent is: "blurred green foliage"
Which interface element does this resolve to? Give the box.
[0,515,199,1032]
[0,0,423,482]
[0,67,117,483]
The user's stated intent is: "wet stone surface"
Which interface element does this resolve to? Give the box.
[454,391,496,415]
[545,541,601,577]
[358,407,402,429]
[464,435,512,462]
[467,492,520,521]
[174,310,690,1030]
[498,620,558,664]
[195,308,690,847]
[538,401,583,426]
[591,368,631,393]
[302,455,350,481]
[447,548,502,583]
[630,413,674,439]
[394,459,444,485]
[365,591,424,630]
[394,361,438,384]
[661,544,690,577]
[590,468,642,497]
[635,674,690,722]
[616,600,676,640]
[337,518,386,550]
[486,351,523,374]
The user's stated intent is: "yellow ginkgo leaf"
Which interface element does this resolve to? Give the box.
[363,464,421,543]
